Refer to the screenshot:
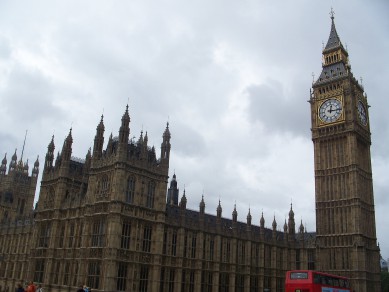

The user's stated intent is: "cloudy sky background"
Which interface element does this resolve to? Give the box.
[1,1,388,257]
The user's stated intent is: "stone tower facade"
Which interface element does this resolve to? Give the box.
[0,13,383,292]
[0,147,39,222]
[0,105,316,292]
[31,106,172,291]
[310,14,381,291]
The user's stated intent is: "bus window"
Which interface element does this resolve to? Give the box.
[339,279,345,287]
[313,274,320,284]
[290,272,308,279]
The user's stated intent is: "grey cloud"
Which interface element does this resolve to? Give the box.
[246,80,309,137]
[1,66,65,124]
[0,36,11,59]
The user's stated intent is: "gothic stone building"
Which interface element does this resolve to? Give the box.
[0,15,381,292]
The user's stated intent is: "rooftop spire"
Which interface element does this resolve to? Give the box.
[324,8,345,53]
[20,130,27,163]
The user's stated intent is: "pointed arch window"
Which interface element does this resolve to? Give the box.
[38,222,51,248]
[68,222,75,248]
[146,181,155,208]
[125,176,135,204]
[91,219,105,247]
[121,221,131,249]
[142,225,152,252]
[98,174,110,197]
[44,187,55,209]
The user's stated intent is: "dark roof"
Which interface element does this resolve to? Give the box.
[324,17,345,53]
[315,62,348,86]
[165,205,317,243]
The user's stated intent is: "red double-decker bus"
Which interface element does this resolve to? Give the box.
[285,270,351,292]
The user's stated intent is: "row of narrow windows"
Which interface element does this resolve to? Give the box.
[0,261,285,292]
[325,53,340,64]
[0,227,316,292]
[319,138,346,170]
[318,82,342,95]
[325,248,350,270]
[126,177,155,208]
[2,221,306,267]
[42,176,156,209]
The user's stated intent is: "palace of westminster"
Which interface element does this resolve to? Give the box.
[0,14,382,292]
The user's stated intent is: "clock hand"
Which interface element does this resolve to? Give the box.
[329,107,341,113]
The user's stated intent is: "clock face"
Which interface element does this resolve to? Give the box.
[319,98,343,123]
[357,100,367,126]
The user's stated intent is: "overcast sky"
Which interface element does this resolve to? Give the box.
[1,1,388,258]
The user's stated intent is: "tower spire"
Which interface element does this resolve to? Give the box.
[323,9,344,53]
[20,130,27,163]
[93,114,105,159]
[313,12,350,87]
[160,121,171,170]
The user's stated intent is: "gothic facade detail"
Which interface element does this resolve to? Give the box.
[0,14,381,292]
[310,14,381,292]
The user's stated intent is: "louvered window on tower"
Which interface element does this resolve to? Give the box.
[146,181,155,208]
[38,222,51,248]
[142,226,152,252]
[121,221,131,249]
[126,177,135,203]
[91,220,105,247]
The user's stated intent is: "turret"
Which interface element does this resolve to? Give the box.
[61,129,73,162]
[0,153,7,175]
[179,189,187,209]
[144,131,148,148]
[23,160,29,174]
[85,148,91,171]
[272,215,277,239]
[32,156,39,177]
[232,204,237,223]
[44,136,55,172]
[160,122,171,168]
[150,146,156,163]
[167,173,179,205]
[260,212,265,238]
[93,115,105,159]
[106,133,113,156]
[299,220,305,241]
[246,208,252,231]
[55,151,61,169]
[288,203,295,239]
[118,105,130,158]
[216,199,222,219]
[9,149,17,172]
[137,130,148,160]
[284,219,288,242]
[199,195,205,214]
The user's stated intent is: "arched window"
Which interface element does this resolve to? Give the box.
[146,181,155,208]
[126,177,135,204]
[44,187,55,209]
[91,219,105,247]
[100,175,110,197]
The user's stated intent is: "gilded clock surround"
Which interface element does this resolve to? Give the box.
[317,95,344,125]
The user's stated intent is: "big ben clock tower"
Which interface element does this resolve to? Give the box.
[310,12,381,292]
